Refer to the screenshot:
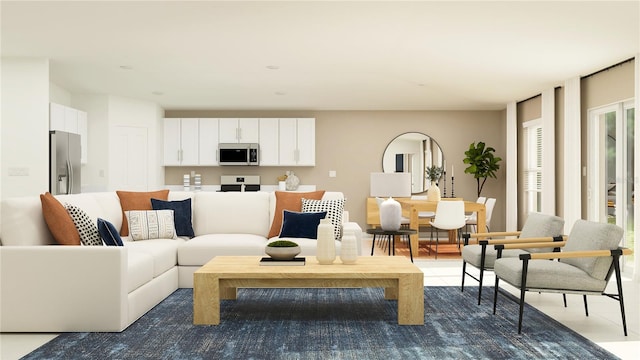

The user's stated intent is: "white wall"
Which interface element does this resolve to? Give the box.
[49,83,71,106]
[1,58,50,199]
[73,94,110,192]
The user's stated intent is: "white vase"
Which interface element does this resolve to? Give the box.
[427,181,441,202]
[340,229,358,264]
[285,171,300,191]
[379,197,402,231]
[316,218,336,264]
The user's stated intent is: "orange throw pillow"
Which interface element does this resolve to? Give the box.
[116,189,170,236]
[40,192,81,245]
[268,190,325,238]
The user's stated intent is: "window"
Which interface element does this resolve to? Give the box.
[523,119,542,213]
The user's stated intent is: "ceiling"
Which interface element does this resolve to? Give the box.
[2,1,638,111]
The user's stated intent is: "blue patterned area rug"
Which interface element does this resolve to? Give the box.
[24,287,617,360]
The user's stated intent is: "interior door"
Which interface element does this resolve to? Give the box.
[588,101,635,266]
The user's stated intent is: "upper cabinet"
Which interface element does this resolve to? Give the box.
[163,118,199,166]
[161,118,315,167]
[219,118,259,143]
[50,102,88,164]
[279,118,315,166]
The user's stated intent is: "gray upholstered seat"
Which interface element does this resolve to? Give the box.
[461,212,565,304]
[493,219,630,335]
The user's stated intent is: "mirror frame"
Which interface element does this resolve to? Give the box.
[382,132,445,194]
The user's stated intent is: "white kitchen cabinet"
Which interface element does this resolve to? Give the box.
[218,118,259,143]
[279,118,315,166]
[163,118,199,166]
[258,118,279,166]
[49,102,89,164]
[198,118,219,165]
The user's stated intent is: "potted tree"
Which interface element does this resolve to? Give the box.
[463,142,502,197]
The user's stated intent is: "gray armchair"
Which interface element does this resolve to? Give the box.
[461,212,565,304]
[492,219,631,335]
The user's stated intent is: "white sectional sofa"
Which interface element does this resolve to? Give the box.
[0,190,362,332]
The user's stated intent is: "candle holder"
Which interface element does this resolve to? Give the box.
[451,176,455,198]
[442,170,447,198]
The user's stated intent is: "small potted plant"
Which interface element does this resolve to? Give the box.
[425,166,443,201]
[265,240,301,260]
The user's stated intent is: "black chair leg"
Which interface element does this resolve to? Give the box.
[406,234,413,263]
[583,295,589,317]
[492,277,500,315]
[370,234,376,256]
[612,254,628,336]
[517,259,530,334]
[563,294,567,307]
[461,261,467,292]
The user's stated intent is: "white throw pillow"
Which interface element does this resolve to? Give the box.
[301,198,345,240]
[125,210,177,241]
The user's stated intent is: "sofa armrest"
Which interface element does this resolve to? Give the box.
[342,221,364,255]
[0,246,129,332]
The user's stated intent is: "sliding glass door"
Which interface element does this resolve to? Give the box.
[588,101,635,267]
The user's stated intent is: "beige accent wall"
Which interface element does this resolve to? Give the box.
[580,59,635,217]
[164,110,507,231]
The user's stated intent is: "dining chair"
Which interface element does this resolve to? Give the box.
[429,201,466,259]
[464,196,486,233]
[461,212,565,304]
[492,219,631,335]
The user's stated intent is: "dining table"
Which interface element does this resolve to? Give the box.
[397,198,486,256]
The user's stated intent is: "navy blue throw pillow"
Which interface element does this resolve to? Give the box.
[151,198,195,238]
[97,218,124,246]
[279,210,327,239]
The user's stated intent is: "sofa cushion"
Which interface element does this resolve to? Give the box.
[125,210,177,241]
[193,192,271,236]
[151,198,195,238]
[125,238,183,277]
[301,198,345,240]
[279,210,327,239]
[178,234,267,266]
[97,218,124,246]
[65,204,103,246]
[39,192,81,245]
[268,190,325,238]
[116,189,169,236]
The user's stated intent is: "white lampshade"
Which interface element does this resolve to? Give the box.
[369,172,412,197]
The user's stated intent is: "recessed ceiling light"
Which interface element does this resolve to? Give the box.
[266,65,280,70]
[152,91,164,96]
[274,91,286,96]
[119,65,133,70]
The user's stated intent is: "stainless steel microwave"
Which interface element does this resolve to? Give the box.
[218,143,259,165]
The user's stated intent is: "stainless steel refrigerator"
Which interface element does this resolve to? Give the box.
[49,130,81,194]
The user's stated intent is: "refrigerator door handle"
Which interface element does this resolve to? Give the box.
[67,159,73,195]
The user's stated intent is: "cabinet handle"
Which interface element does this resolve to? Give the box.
[236,128,239,141]
[238,127,242,141]
[177,150,180,162]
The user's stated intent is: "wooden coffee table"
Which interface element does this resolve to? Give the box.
[193,256,424,325]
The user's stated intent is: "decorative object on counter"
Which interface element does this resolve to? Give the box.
[264,240,301,260]
[379,197,402,231]
[316,218,336,264]
[278,181,286,191]
[285,171,300,191]
[463,141,502,197]
[194,174,201,190]
[340,229,358,264]
[183,174,190,190]
[426,165,443,202]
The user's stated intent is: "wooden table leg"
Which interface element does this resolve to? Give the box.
[397,273,424,325]
[194,273,220,325]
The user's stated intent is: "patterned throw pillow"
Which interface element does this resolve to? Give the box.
[116,189,170,236]
[65,204,103,246]
[125,210,177,241]
[97,218,124,246]
[301,198,345,240]
[268,190,326,238]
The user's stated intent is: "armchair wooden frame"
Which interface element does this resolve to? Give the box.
[492,245,633,335]
[461,231,566,304]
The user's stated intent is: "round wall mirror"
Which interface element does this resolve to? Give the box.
[382,132,445,194]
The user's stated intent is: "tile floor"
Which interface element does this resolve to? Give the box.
[1,244,638,360]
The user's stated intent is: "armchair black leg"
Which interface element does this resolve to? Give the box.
[517,258,530,334]
[563,294,567,307]
[492,277,500,315]
[461,261,467,292]
[583,295,589,317]
[478,244,487,305]
[612,253,628,336]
